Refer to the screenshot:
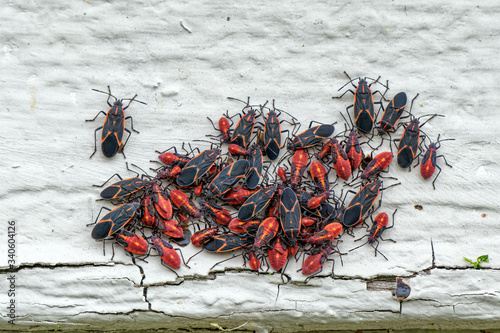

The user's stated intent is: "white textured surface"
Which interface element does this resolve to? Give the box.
[1,0,500,331]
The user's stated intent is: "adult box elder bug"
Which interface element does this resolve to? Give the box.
[395,111,443,169]
[334,72,388,134]
[91,202,140,240]
[87,86,146,158]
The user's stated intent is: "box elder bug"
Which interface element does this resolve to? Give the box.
[287,123,335,150]
[91,202,140,240]
[237,185,277,221]
[395,112,443,169]
[227,97,260,148]
[377,92,409,135]
[334,72,388,134]
[87,86,146,158]
[419,134,455,189]
[207,159,250,197]
[342,180,382,228]
[349,210,397,260]
[176,148,220,187]
[360,151,393,180]
[279,187,301,247]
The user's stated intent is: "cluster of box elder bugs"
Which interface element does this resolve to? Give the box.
[88,74,453,281]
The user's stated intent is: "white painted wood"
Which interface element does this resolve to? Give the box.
[1,0,499,331]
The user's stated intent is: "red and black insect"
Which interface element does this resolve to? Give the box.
[156,217,184,239]
[252,216,280,251]
[245,146,264,190]
[204,234,251,253]
[156,148,192,168]
[141,194,157,227]
[87,86,146,158]
[227,97,259,148]
[156,165,182,182]
[289,149,310,189]
[114,229,149,257]
[330,138,352,180]
[150,236,187,276]
[207,116,233,144]
[261,100,297,160]
[350,210,396,260]
[228,218,261,234]
[301,243,340,281]
[169,189,201,218]
[335,72,387,134]
[227,144,250,157]
[342,180,382,228]
[200,200,232,226]
[151,182,173,220]
[344,129,364,171]
[176,148,220,187]
[237,185,277,221]
[93,163,150,201]
[303,222,343,245]
[361,151,393,180]
[208,159,250,197]
[222,185,259,206]
[419,134,454,189]
[287,123,335,151]
[279,187,301,247]
[91,202,140,240]
[191,227,219,247]
[395,113,442,169]
[268,236,288,271]
[377,92,410,135]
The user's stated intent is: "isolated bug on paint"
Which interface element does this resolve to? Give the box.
[91,202,140,240]
[87,86,146,158]
[349,210,397,260]
[419,134,454,189]
[334,72,387,134]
